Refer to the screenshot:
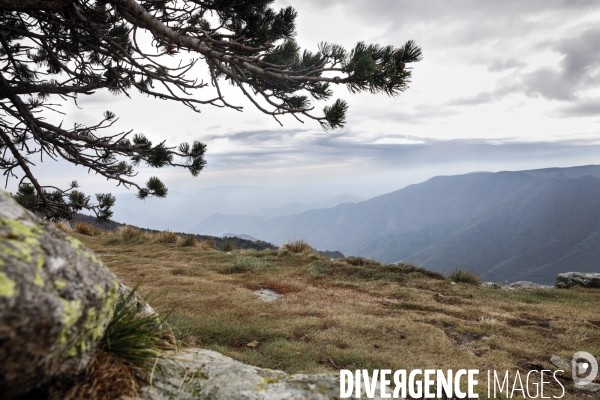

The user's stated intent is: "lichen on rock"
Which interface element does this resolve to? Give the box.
[0,190,121,399]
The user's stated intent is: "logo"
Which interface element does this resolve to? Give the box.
[572,351,598,386]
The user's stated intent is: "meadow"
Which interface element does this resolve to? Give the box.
[73,224,600,399]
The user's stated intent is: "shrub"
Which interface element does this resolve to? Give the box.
[448,269,481,285]
[280,240,313,254]
[221,240,234,252]
[74,222,96,236]
[179,235,197,247]
[155,230,179,244]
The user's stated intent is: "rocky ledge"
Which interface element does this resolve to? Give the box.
[555,272,600,289]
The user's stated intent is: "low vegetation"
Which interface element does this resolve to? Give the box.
[74,222,102,236]
[51,288,175,400]
[448,269,481,285]
[221,240,234,252]
[154,230,180,244]
[72,230,600,399]
[179,235,197,247]
[280,240,314,254]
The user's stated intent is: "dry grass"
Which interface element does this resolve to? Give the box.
[75,233,600,399]
[179,235,197,247]
[448,269,481,285]
[49,351,140,400]
[116,225,145,243]
[155,230,180,244]
[56,221,71,233]
[221,240,234,252]
[280,240,314,254]
[74,222,102,236]
[199,239,216,250]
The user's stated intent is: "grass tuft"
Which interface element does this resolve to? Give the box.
[100,287,175,369]
[448,269,481,285]
[179,235,197,247]
[117,226,145,243]
[218,256,269,274]
[74,222,101,236]
[221,240,234,252]
[56,221,71,233]
[53,287,175,400]
[199,239,216,250]
[155,230,179,244]
[280,240,314,254]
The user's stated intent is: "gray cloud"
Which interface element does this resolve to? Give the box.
[202,128,305,143]
[556,98,600,117]
[203,124,600,172]
[445,27,600,108]
[353,104,459,124]
[521,28,600,101]
[487,58,527,73]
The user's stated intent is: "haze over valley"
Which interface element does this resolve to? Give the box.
[192,165,600,285]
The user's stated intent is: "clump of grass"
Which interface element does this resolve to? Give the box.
[280,240,313,254]
[155,230,179,244]
[448,269,481,285]
[342,257,380,267]
[56,221,71,233]
[178,235,197,247]
[74,222,100,236]
[221,240,234,252]
[54,288,175,400]
[219,256,267,274]
[199,239,216,250]
[100,288,174,369]
[118,226,145,243]
[50,350,139,400]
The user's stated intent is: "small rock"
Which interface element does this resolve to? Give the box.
[226,252,232,255]
[550,355,572,372]
[450,281,456,285]
[436,293,444,299]
[297,277,302,280]
[246,340,259,349]
[481,281,502,289]
[253,289,283,303]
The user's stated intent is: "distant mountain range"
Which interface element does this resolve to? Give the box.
[252,194,364,217]
[193,165,600,284]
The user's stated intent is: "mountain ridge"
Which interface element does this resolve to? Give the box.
[193,165,600,284]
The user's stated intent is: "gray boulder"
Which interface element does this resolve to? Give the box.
[137,348,382,400]
[0,191,121,399]
[556,272,600,289]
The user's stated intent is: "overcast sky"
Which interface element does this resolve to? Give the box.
[12,1,600,218]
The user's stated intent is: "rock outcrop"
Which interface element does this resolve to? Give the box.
[555,272,600,289]
[0,191,120,399]
[503,281,553,290]
[137,348,367,400]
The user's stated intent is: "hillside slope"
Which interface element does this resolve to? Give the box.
[194,165,600,284]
